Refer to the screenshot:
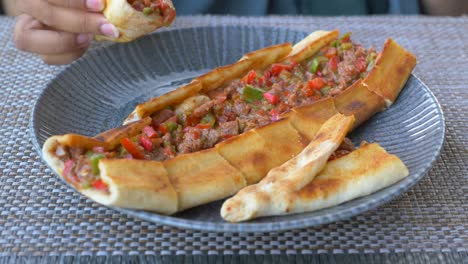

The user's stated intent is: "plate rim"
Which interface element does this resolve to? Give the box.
[30,26,446,232]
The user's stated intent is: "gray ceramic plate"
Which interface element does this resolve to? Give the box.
[31,26,445,232]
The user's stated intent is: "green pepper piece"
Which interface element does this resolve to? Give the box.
[243,85,265,103]
[201,113,216,127]
[143,7,153,16]
[320,86,331,96]
[330,40,339,47]
[165,121,178,132]
[310,56,328,73]
[89,154,105,175]
[341,43,353,50]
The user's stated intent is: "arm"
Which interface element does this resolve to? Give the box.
[3,0,19,16]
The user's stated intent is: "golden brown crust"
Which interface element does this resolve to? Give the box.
[295,143,409,210]
[84,158,178,214]
[215,130,267,185]
[95,117,152,148]
[289,98,339,141]
[196,59,253,92]
[333,80,386,129]
[363,38,417,106]
[123,81,202,124]
[221,114,355,222]
[163,148,246,211]
[241,43,293,70]
[96,0,176,42]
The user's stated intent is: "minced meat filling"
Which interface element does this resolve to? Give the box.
[60,33,375,190]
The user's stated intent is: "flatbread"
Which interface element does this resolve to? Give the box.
[83,158,178,214]
[164,148,246,211]
[221,113,355,222]
[221,140,409,222]
[96,0,176,42]
[363,38,417,107]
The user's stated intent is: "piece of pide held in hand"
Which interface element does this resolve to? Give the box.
[221,113,355,222]
[41,30,416,215]
[96,0,176,42]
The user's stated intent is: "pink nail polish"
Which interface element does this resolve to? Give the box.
[100,23,119,39]
[86,0,104,11]
[76,34,90,46]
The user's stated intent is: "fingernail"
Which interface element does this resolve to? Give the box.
[100,23,119,39]
[86,0,104,11]
[76,34,90,46]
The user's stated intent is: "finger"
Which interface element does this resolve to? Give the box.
[15,14,91,54]
[47,0,105,12]
[40,49,88,65]
[17,0,119,38]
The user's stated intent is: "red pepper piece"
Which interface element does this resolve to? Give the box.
[139,134,153,152]
[329,56,339,72]
[121,137,145,160]
[143,126,158,138]
[195,123,211,129]
[92,179,108,191]
[271,63,292,76]
[308,77,326,90]
[263,92,279,105]
[242,70,257,84]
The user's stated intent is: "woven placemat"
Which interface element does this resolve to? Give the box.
[0,15,466,256]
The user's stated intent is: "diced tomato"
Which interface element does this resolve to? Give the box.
[92,179,108,191]
[121,137,145,159]
[158,124,167,135]
[354,57,367,73]
[195,123,211,129]
[143,0,151,6]
[242,70,257,84]
[139,134,153,152]
[324,47,337,59]
[271,64,292,76]
[257,77,265,86]
[142,126,158,138]
[290,60,298,68]
[192,130,200,140]
[303,86,314,97]
[329,56,339,72]
[270,108,280,121]
[308,77,326,90]
[263,92,279,105]
[264,70,272,80]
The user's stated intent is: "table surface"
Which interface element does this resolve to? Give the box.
[0,15,467,262]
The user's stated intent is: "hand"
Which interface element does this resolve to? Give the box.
[14,0,119,65]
